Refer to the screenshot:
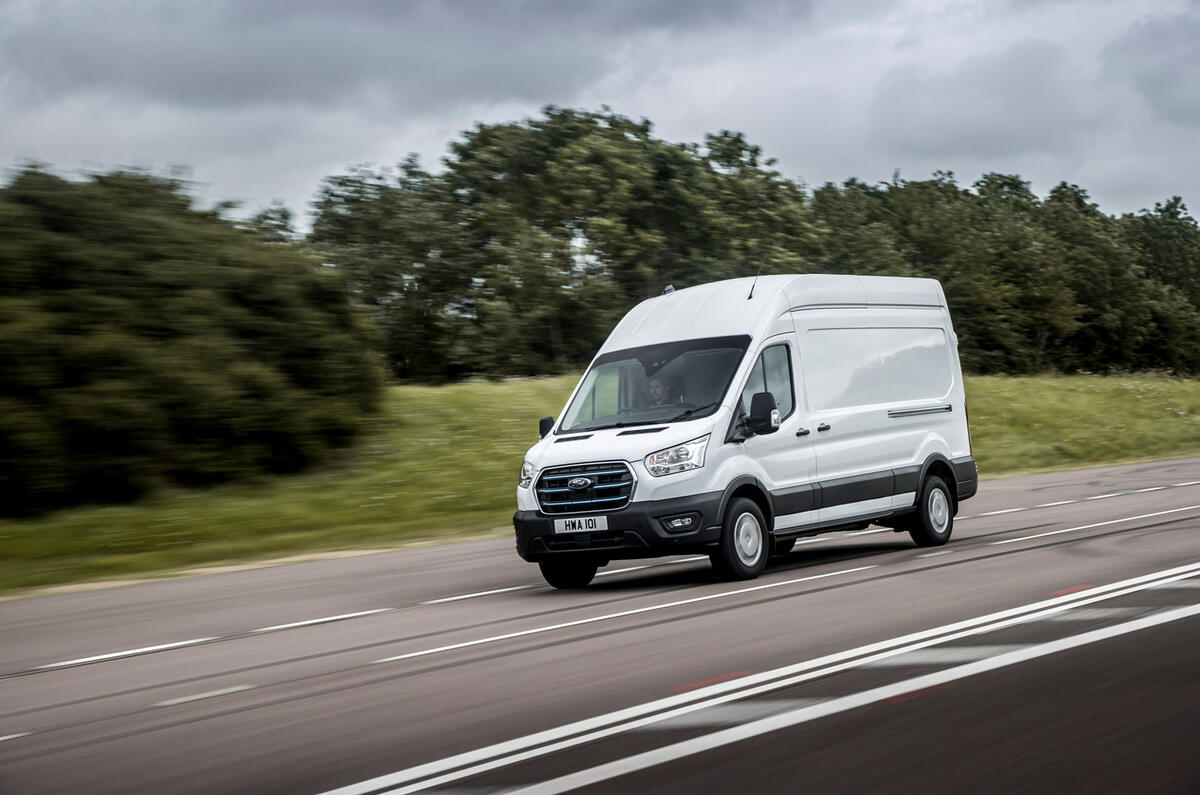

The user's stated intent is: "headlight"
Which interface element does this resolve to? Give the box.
[645,435,709,477]
[519,460,536,489]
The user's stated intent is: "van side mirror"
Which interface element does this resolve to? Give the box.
[747,392,781,435]
[539,416,555,439]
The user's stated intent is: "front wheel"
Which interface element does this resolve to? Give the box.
[907,475,954,547]
[711,497,770,580]
[539,558,599,589]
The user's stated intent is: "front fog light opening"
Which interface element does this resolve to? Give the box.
[660,512,700,534]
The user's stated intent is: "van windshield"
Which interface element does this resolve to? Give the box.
[559,335,752,434]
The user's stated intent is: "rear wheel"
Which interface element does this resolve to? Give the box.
[907,475,954,547]
[539,558,599,589]
[711,498,770,580]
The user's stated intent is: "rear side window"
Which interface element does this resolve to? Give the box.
[804,327,952,411]
[741,344,795,419]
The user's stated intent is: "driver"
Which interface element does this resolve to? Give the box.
[648,374,681,406]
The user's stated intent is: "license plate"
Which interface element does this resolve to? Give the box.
[553,515,609,534]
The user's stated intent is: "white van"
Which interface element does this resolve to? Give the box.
[514,274,978,588]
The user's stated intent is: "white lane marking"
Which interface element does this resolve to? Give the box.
[1041,607,1143,621]
[0,733,31,743]
[423,585,539,604]
[963,478,1196,520]
[320,563,1200,795]
[1150,580,1200,589]
[859,645,1025,666]
[643,699,822,729]
[252,609,394,633]
[989,505,1200,546]
[154,684,255,707]
[917,550,952,558]
[422,558,711,604]
[375,566,876,664]
[845,528,889,536]
[597,556,708,578]
[35,638,217,670]
[508,603,1200,794]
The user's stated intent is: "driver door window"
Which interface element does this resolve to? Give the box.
[741,344,795,419]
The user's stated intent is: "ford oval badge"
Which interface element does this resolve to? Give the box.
[567,477,592,490]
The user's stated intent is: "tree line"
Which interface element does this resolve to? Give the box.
[1,169,380,515]
[307,107,1200,380]
[5,105,1200,514]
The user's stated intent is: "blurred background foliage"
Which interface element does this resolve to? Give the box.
[0,168,381,516]
[4,105,1200,520]
[312,107,1200,381]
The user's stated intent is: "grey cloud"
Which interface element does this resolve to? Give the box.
[868,39,1096,159]
[0,0,810,113]
[1103,9,1200,127]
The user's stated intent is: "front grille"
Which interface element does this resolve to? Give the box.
[535,461,634,515]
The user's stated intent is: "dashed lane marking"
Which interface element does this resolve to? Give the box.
[252,609,394,633]
[989,505,1200,546]
[959,477,1200,520]
[421,557,710,604]
[154,684,255,707]
[35,638,218,671]
[0,733,31,743]
[374,566,876,665]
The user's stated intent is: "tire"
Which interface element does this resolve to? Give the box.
[539,558,599,589]
[772,538,796,557]
[711,497,770,580]
[907,475,954,547]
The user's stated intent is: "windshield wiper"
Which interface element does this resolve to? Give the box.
[665,401,720,423]
[569,419,665,433]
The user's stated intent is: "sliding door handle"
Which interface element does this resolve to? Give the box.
[817,423,831,432]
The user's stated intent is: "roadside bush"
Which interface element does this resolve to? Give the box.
[0,167,381,515]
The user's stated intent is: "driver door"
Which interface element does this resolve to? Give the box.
[739,336,817,531]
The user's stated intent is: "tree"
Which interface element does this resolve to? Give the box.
[0,167,381,515]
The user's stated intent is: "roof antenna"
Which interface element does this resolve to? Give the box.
[747,257,765,300]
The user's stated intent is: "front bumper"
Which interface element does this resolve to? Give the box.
[514,491,724,562]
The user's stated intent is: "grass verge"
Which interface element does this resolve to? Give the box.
[2,374,1199,592]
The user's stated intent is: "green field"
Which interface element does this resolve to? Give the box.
[3,374,1200,593]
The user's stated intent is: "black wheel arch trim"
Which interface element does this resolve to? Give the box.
[718,475,776,528]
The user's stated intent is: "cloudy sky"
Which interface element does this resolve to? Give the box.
[2,0,1197,225]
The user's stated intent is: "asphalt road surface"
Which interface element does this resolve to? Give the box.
[3,457,1200,794]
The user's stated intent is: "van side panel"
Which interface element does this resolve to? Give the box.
[790,304,970,523]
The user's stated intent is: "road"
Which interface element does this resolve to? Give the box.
[2,457,1200,794]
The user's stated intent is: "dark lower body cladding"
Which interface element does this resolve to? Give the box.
[514,492,723,562]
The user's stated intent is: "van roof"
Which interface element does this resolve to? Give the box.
[600,273,946,354]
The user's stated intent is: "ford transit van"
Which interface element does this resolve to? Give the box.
[514,274,978,588]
